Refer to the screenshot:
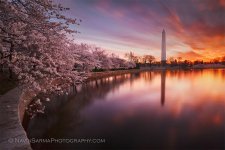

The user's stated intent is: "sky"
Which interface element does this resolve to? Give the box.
[55,0,225,61]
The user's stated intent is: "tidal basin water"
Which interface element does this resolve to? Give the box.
[25,69,225,149]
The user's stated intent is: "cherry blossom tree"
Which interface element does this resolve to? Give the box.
[0,0,135,117]
[68,43,97,72]
[109,53,135,69]
[68,43,136,71]
[0,0,82,93]
[92,47,113,70]
[0,0,135,112]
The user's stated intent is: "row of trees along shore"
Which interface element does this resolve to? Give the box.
[0,0,135,102]
[125,52,225,68]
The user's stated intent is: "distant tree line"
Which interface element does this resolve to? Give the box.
[168,56,225,68]
[125,52,225,69]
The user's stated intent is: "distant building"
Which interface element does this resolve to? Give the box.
[161,29,166,65]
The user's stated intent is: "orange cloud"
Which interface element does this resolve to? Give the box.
[168,15,225,60]
[176,51,203,61]
[66,0,225,61]
[219,0,225,8]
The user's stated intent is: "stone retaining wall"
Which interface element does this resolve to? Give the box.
[0,87,32,150]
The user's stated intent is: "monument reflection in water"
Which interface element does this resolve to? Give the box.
[25,69,225,150]
[161,70,166,106]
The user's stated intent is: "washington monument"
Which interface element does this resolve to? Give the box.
[161,29,166,65]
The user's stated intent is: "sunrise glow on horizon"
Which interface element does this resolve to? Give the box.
[55,0,225,61]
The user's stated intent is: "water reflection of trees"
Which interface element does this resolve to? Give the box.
[167,69,225,79]
[24,73,140,150]
[140,71,153,82]
[25,69,225,149]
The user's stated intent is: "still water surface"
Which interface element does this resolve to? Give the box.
[25,69,225,149]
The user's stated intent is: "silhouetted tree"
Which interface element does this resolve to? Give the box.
[141,55,155,67]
